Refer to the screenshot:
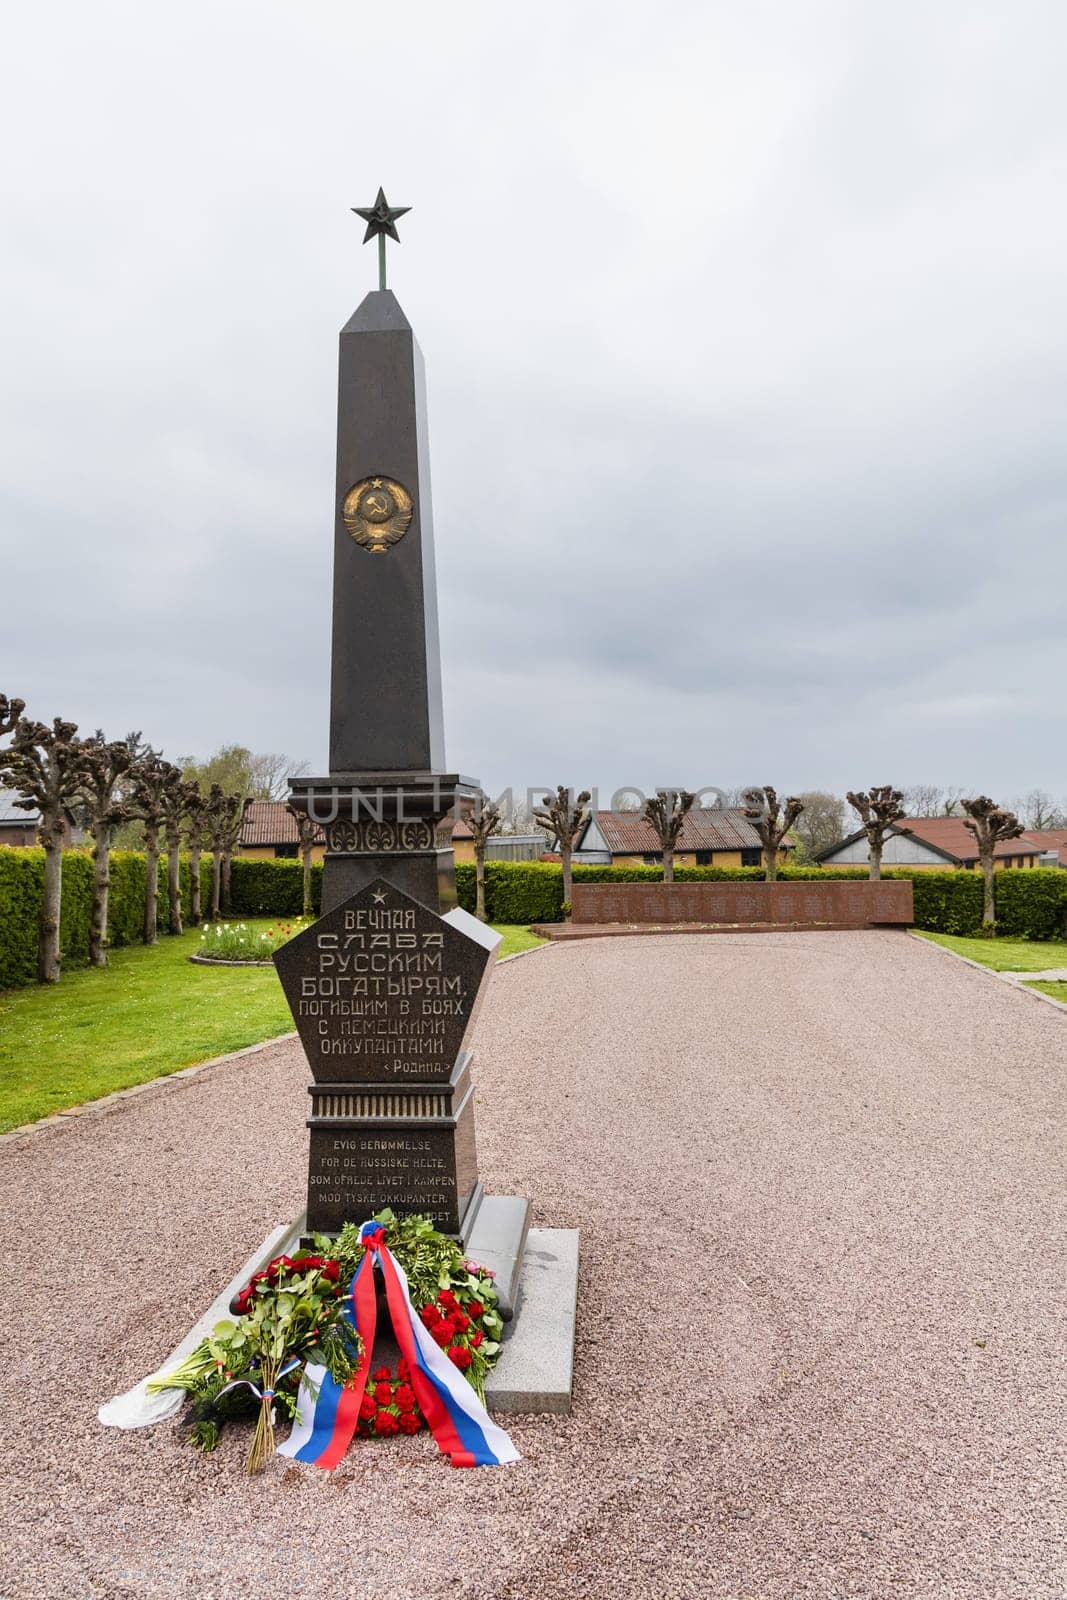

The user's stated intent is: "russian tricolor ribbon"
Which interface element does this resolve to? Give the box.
[278,1221,519,1470]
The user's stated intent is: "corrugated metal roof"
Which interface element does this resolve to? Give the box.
[586,807,779,855]
[0,788,39,825]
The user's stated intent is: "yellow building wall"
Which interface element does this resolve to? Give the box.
[610,850,787,870]
[452,839,476,865]
[240,844,326,864]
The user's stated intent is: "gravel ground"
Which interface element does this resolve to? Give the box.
[2,930,1064,1600]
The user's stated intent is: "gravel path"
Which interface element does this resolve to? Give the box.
[2,930,1064,1600]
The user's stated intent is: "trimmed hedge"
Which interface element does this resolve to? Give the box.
[228,857,323,917]
[992,869,1067,940]
[0,847,213,988]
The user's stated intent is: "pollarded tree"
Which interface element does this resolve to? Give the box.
[220,796,248,914]
[642,788,696,884]
[72,736,134,966]
[0,715,82,982]
[205,785,242,921]
[846,786,906,880]
[0,695,26,736]
[961,796,1024,928]
[467,792,503,921]
[742,786,805,883]
[128,756,180,945]
[286,800,320,918]
[158,764,191,936]
[533,785,592,910]
[183,782,207,927]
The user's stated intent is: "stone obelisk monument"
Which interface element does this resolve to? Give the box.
[289,187,475,913]
[278,194,528,1285]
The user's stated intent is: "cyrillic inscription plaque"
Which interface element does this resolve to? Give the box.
[274,878,498,1234]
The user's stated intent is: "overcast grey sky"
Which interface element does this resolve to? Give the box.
[2,1,1065,802]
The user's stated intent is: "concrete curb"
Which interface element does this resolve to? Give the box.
[0,1030,299,1146]
[907,931,1067,1015]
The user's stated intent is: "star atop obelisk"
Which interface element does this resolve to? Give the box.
[352,187,411,291]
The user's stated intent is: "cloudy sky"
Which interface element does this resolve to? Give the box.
[2,1,1065,805]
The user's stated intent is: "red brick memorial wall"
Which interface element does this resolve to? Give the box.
[570,879,913,929]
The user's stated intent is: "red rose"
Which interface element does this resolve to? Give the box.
[430,1321,452,1347]
[321,1261,340,1283]
[448,1345,472,1370]
[398,1411,422,1435]
[419,1305,438,1328]
[438,1290,457,1309]
[374,1411,400,1436]
[394,1384,417,1413]
[294,1254,322,1272]
[374,1381,393,1407]
[467,1300,485,1319]
[358,1394,376,1422]
[470,1330,484,1348]
[449,1311,470,1334]
[372,1366,392,1381]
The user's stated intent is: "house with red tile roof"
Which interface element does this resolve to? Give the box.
[573,808,792,869]
[239,800,326,862]
[818,815,1044,871]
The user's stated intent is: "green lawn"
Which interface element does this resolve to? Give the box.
[1025,981,1067,1003]
[495,924,546,958]
[0,921,546,1133]
[917,932,1067,972]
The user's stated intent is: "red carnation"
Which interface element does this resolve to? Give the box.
[430,1321,452,1347]
[419,1305,438,1328]
[470,1329,484,1348]
[438,1290,457,1309]
[321,1260,340,1283]
[398,1358,410,1380]
[467,1300,485,1319]
[372,1366,392,1381]
[398,1411,422,1435]
[448,1345,473,1370]
[374,1381,393,1407]
[449,1311,470,1334]
[394,1384,417,1413]
[358,1394,376,1422]
[374,1411,400,1436]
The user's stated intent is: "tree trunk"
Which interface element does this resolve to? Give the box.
[561,845,573,910]
[764,844,778,883]
[38,809,64,983]
[211,850,222,920]
[167,834,183,936]
[981,847,995,925]
[475,845,487,922]
[869,841,882,881]
[663,846,674,885]
[301,843,313,918]
[90,819,111,966]
[189,839,202,926]
[221,851,232,915]
[143,823,160,946]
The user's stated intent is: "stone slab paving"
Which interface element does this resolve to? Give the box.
[1,930,1064,1599]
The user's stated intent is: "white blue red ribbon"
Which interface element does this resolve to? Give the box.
[278,1220,520,1470]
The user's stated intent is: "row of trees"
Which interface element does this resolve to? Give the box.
[0,696,252,983]
[466,781,1026,928]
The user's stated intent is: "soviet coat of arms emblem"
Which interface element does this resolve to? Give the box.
[342,477,414,553]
